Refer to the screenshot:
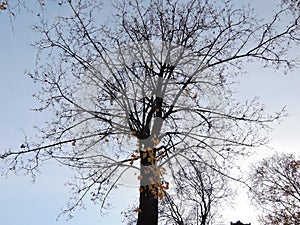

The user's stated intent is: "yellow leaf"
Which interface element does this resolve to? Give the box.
[135,208,142,213]
[165,182,169,190]
[143,152,147,159]
[0,5,7,10]
[150,61,154,70]
[152,137,160,146]
[138,175,143,180]
[158,191,163,200]
[149,177,155,184]
[185,87,191,96]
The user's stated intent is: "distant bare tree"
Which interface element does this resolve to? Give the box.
[1,0,300,225]
[249,153,300,225]
[281,0,300,9]
[158,161,233,225]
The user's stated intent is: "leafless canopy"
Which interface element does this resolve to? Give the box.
[1,0,299,223]
[250,153,300,225]
[158,161,233,225]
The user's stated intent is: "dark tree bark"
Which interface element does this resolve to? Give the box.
[137,185,159,225]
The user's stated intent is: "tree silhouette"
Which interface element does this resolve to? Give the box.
[230,221,251,225]
[1,0,300,224]
[158,161,233,225]
[250,153,300,225]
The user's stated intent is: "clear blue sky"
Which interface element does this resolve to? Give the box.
[0,1,300,225]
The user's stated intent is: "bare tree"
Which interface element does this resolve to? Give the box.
[158,161,233,225]
[1,0,300,224]
[249,153,300,225]
[281,0,300,9]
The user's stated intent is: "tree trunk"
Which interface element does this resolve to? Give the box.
[137,184,158,225]
[136,145,159,225]
[136,94,162,225]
